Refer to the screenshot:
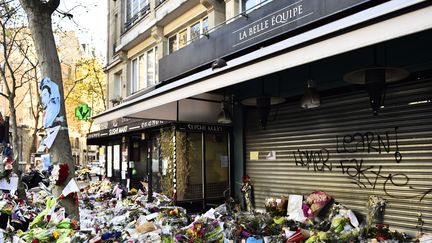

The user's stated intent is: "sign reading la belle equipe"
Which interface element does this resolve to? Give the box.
[159,0,372,82]
[234,1,309,47]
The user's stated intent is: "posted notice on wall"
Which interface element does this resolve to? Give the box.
[250,151,259,160]
[113,145,120,170]
[266,151,277,160]
[220,155,228,167]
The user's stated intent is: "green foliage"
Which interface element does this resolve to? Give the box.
[159,128,191,200]
[160,128,175,198]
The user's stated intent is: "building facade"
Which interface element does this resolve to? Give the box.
[94,0,432,235]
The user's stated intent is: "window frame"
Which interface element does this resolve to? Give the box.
[167,16,209,54]
[129,45,159,94]
[130,57,139,94]
[240,0,271,13]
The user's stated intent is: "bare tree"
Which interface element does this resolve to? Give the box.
[19,0,78,218]
[0,0,38,197]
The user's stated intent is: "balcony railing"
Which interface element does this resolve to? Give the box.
[123,3,151,33]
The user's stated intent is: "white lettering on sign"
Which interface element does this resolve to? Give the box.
[109,125,128,136]
[233,2,311,47]
[186,124,223,132]
[141,120,164,129]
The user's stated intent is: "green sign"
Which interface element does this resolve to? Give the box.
[75,103,91,120]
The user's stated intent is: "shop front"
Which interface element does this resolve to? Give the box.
[93,0,432,236]
[88,119,231,211]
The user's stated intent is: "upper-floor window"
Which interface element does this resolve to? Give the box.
[241,0,271,13]
[124,0,150,31]
[168,17,208,54]
[113,72,122,98]
[130,46,158,94]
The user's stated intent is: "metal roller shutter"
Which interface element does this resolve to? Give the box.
[245,78,432,236]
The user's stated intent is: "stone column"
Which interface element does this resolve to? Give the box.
[200,0,226,30]
[151,25,166,83]
[224,0,239,21]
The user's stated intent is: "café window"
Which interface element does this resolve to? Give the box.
[167,17,209,54]
[129,46,158,94]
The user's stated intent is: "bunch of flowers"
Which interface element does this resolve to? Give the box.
[0,156,14,182]
[366,195,387,230]
[175,217,223,243]
[265,196,288,216]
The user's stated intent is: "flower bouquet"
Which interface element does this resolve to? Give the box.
[175,217,223,243]
[265,196,288,216]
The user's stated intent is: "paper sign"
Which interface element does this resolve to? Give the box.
[121,170,126,179]
[0,176,18,192]
[162,159,168,175]
[287,195,306,222]
[41,154,51,171]
[113,145,120,170]
[107,146,112,177]
[220,155,228,167]
[152,159,160,172]
[266,151,277,160]
[145,212,159,221]
[40,77,61,128]
[41,125,61,149]
[62,179,79,197]
[250,151,259,160]
[37,144,47,153]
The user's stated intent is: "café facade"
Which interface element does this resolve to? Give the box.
[92,0,432,235]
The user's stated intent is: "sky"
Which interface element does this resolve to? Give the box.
[56,0,107,62]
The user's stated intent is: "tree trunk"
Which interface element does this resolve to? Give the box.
[19,0,78,218]
[8,96,26,198]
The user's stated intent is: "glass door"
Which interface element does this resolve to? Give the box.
[175,130,229,210]
[129,137,148,191]
[205,133,229,206]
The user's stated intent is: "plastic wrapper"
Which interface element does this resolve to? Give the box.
[303,191,331,219]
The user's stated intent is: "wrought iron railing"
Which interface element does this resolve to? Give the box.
[123,3,151,33]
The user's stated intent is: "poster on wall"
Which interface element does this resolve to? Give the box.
[41,154,51,171]
[107,146,112,177]
[266,151,277,160]
[113,145,120,170]
[220,155,228,167]
[152,159,159,172]
[39,77,61,128]
[250,151,259,160]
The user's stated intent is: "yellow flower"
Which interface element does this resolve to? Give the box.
[53,230,61,239]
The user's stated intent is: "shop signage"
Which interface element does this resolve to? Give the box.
[109,125,128,136]
[177,123,228,133]
[159,0,372,82]
[87,119,167,141]
[234,1,308,47]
